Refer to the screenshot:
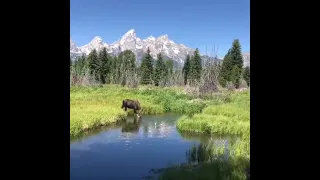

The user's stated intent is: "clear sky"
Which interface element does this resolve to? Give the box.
[71,0,250,58]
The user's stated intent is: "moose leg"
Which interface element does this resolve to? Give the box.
[125,107,127,111]
[134,109,141,118]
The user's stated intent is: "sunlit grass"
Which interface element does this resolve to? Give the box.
[70,85,250,179]
[70,85,216,137]
[156,91,250,180]
[176,91,250,136]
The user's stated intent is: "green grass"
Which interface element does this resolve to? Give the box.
[70,85,250,179]
[157,157,249,180]
[151,134,250,180]
[70,85,224,138]
[176,91,250,136]
[156,91,250,180]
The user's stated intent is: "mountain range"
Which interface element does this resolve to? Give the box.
[70,29,250,67]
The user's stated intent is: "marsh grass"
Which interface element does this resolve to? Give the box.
[70,85,227,137]
[155,91,250,180]
[157,157,249,180]
[70,85,250,179]
[154,137,250,180]
[176,91,250,136]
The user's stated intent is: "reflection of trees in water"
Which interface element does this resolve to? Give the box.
[186,140,229,165]
[70,122,123,143]
[185,136,246,164]
[179,131,239,145]
[153,140,250,180]
[142,121,174,138]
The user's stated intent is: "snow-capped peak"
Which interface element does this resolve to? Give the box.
[158,34,169,40]
[71,29,196,65]
[90,36,103,43]
[122,29,136,38]
[147,36,156,41]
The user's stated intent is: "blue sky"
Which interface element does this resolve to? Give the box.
[71,0,250,58]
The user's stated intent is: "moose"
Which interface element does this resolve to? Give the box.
[121,99,142,118]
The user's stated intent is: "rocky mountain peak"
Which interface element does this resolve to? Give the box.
[71,29,218,65]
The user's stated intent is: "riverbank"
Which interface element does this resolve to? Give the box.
[70,85,250,179]
[177,91,250,136]
[70,85,222,137]
[70,85,248,138]
[158,91,250,180]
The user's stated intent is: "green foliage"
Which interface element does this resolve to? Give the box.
[87,49,100,80]
[71,85,212,137]
[176,91,250,135]
[140,48,154,85]
[110,55,119,83]
[243,66,250,87]
[98,47,110,84]
[230,40,244,69]
[220,40,244,88]
[190,48,202,83]
[154,53,166,86]
[156,91,250,180]
[158,151,249,180]
[117,50,137,86]
[183,55,191,85]
[231,66,242,88]
[163,59,174,85]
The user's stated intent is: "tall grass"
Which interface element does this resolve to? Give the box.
[70,85,227,138]
[155,91,250,180]
[176,91,250,136]
[175,91,250,159]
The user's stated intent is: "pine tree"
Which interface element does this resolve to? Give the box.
[182,55,191,85]
[229,39,244,88]
[230,65,242,88]
[219,49,232,87]
[98,47,110,84]
[79,54,87,72]
[190,48,202,84]
[110,55,118,84]
[87,49,99,81]
[154,53,166,86]
[117,50,136,86]
[230,39,244,69]
[219,39,244,88]
[243,66,250,87]
[166,59,174,75]
[140,47,154,85]
[164,59,174,86]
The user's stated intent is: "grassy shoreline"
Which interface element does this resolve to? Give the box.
[71,85,212,137]
[70,85,250,179]
[70,85,248,137]
[158,91,250,180]
[176,91,250,136]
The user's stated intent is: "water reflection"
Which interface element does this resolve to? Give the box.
[186,140,228,164]
[121,116,141,133]
[70,114,249,180]
[152,139,250,180]
[140,114,177,139]
[70,122,123,143]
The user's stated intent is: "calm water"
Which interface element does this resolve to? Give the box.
[70,113,237,180]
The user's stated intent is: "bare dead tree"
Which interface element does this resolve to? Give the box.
[187,45,222,97]
[126,66,139,88]
[70,66,99,87]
